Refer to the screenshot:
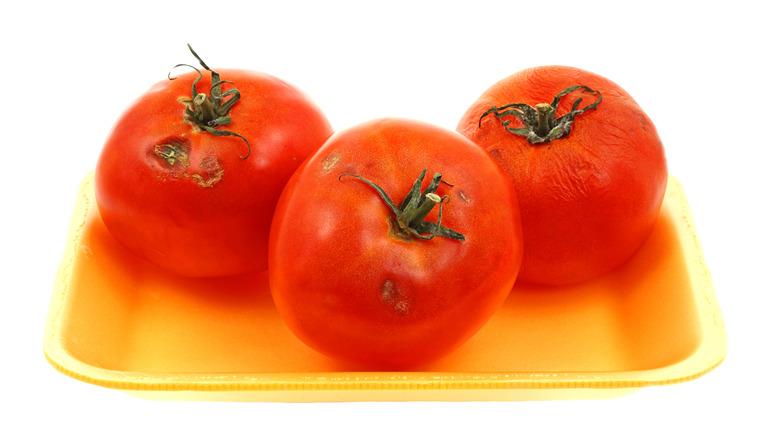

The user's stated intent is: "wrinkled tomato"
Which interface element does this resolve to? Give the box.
[95,47,333,277]
[268,118,522,369]
[457,65,667,285]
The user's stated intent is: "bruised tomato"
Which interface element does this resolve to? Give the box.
[268,118,522,369]
[95,46,332,277]
[457,65,667,285]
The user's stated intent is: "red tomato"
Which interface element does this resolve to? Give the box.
[95,47,332,277]
[268,118,522,369]
[457,66,667,285]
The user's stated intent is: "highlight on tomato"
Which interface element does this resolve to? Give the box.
[268,118,523,369]
[457,65,667,285]
[95,45,333,277]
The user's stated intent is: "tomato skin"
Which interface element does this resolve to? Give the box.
[95,69,332,277]
[457,66,667,285]
[268,118,522,369]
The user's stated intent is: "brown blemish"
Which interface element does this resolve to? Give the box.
[190,156,225,188]
[458,190,471,204]
[153,139,191,168]
[386,216,414,243]
[321,152,341,173]
[151,139,223,187]
[381,279,410,315]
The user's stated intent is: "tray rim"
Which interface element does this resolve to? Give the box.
[43,173,727,399]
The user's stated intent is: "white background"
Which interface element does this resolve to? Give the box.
[4,1,777,436]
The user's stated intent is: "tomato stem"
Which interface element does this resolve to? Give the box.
[402,193,441,228]
[193,93,217,122]
[170,44,251,159]
[478,85,602,144]
[339,169,465,242]
[535,103,554,138]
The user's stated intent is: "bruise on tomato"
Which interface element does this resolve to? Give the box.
[153,139,191,167]
[150,138,225,188]
[380,279,410,316]
[191,156,225,188]
[320,151,341,173]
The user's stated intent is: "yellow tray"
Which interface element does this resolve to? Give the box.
[43,173,726,402]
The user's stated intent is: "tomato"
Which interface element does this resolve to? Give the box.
[95,47,332,277]
[457,65,667,285]
[268,118,522,369]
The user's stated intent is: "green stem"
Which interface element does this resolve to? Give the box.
[401,193,442,228]
[339,169,465,242]
[170,44,251,158]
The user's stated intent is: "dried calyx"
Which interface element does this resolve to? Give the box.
[479,85,602,144]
